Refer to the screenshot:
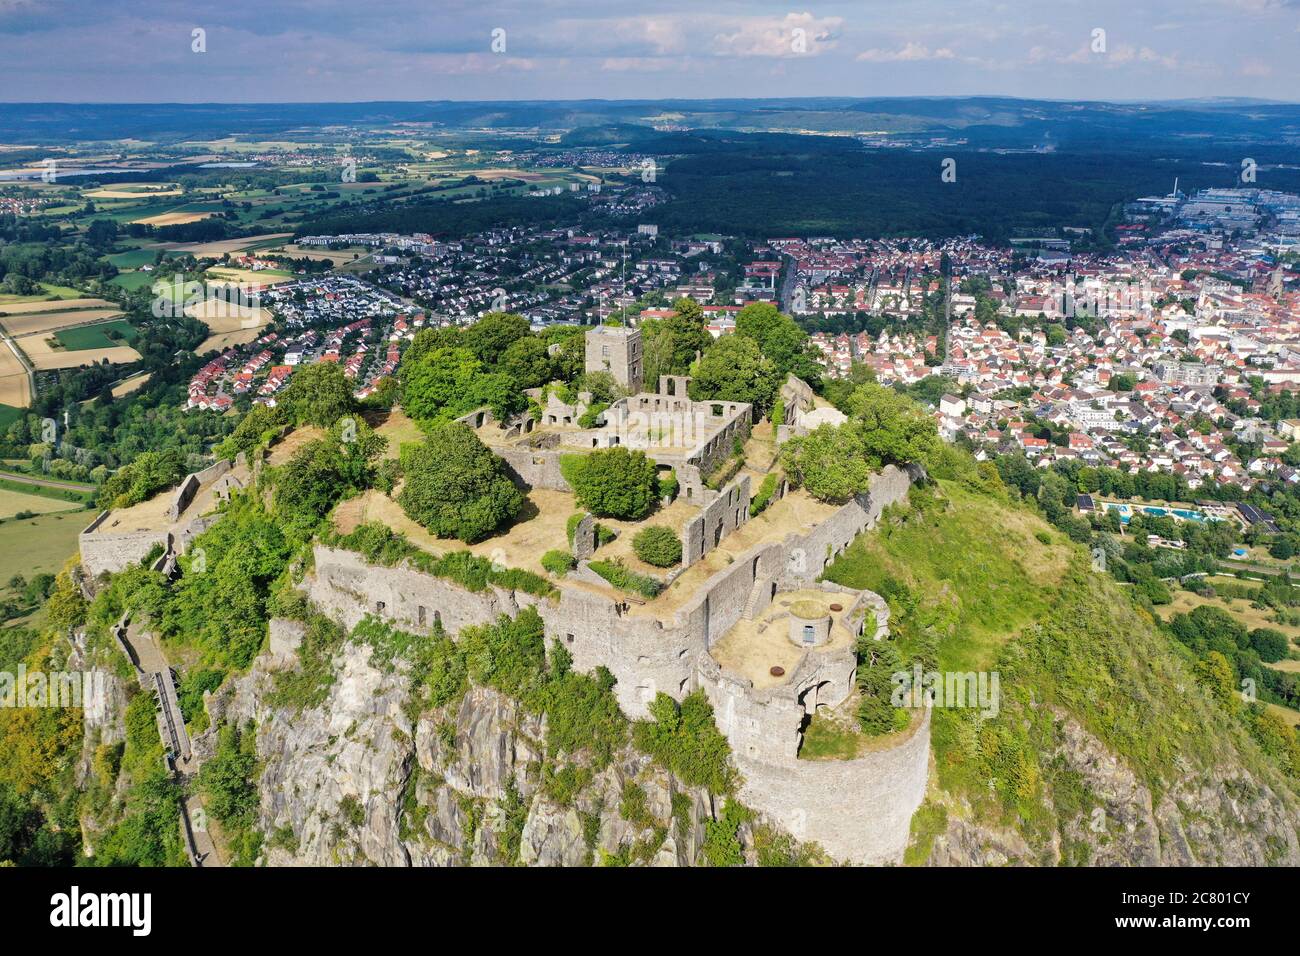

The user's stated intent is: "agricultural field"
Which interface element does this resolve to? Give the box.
[0,487,83,519]
[109,271,158,292]
[0,347,29,408]
[265,242,370,263]
[0,282,86,306]
[204,266,294,289]
[107,246,172,269]
[184,296,270,333]
[154,232,293,256]
[0,306,123,337]
[132,209,214,226]
[53,318,137,351]
[0,510,84,583]
[83,182,182,200]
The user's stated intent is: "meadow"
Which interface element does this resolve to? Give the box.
[53,318,138,351]
[0,510,84,582]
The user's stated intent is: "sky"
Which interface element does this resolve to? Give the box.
[0,0,1298,103]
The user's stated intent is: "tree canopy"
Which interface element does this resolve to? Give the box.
[562,447,659,520]
[688,334,781,414]
[280,362,355,428]
[397,422,523,543]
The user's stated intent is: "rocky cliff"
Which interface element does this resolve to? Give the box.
[922,709,1300,866]
[194,627,758,867]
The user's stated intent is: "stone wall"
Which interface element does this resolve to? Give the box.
[296,462,927,864]
[780,464,919,587]
[307,545,540,637]
[681,475,751,568]
[494,441,572,492]
[570,513,595,560]
[778,374,815,429]
[737,710,931,866]
[78,512,171,578]
[307,544,696,718]
[168,474,200,522]
[682,401,752,477]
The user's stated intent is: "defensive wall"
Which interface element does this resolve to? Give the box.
[300,462,926,863]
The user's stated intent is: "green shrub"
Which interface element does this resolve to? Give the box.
[705,454,744,491]
[577,402,609,429]
[541,549,575,576]
[326,523,556,598]
[588,558,662,599]
[633,691,734,794]
[658,470,679,501]
[397,422,523,543]
[749,472,780,517]
[633,526,682,568]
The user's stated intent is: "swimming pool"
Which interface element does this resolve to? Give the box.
[1101,502,1217,524]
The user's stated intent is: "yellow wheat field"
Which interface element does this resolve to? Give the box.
[0,308,124,338]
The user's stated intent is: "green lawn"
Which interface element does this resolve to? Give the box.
[54,319,139,351]
[108,248,174,269]
[0,405,23,431]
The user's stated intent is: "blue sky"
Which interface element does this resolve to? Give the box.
[1,0,1297,102]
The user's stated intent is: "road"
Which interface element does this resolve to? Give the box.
[0,470,95,494]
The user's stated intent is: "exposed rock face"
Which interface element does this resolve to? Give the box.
[922,711,1300,867]
[67,628,129,790]
[198,632,725,867]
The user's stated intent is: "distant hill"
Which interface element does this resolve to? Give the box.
[3,97,1299,149]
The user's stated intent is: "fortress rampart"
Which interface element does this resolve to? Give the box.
[301,462,927,864]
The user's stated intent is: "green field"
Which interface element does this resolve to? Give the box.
[0,510,85,582]
[109,271,157,291]
[0,405,23,431]
[0,487,82,519]
[0,281,84,305]
[54,319,139,350]
[108,247,169,268]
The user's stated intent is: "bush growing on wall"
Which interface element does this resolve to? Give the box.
[541,549,575,576]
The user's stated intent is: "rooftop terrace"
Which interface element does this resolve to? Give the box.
[708,588,859,690]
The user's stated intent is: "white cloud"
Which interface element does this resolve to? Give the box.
[711,12,842,58]
[856,42,956,63]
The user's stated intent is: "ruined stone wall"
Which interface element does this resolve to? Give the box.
[78,512,171,578]
[168,474,200,522]
[541,587,698,717]
[735,710,931,866]
[779,464,917,587]
[306,544,696,719]
[683,402,752,477]
[494,444,572,492]
[778,374,815,429]
[307,545,538,636]
[681,475,751,568]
